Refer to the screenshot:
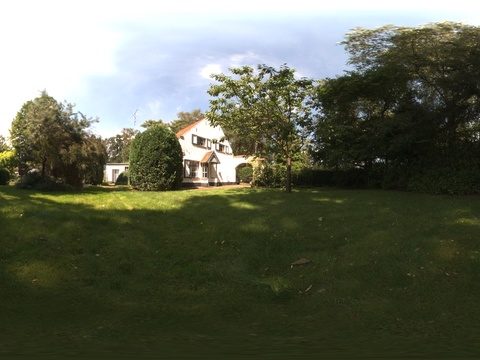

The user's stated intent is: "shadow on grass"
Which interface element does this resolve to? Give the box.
[1,185,480,358]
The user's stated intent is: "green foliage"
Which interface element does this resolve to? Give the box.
[129,126,183,191]
[140,119,167,129]
[9,91,103,188]
[104,128,138,163]
[207,64,316,192]
[313,22,480,195]
[0,167,9,185]
[15,170,67,191]
[15,169,42,189]
[236,165,253,183]
[115,170,129,185]
[83,135,108,185]
[252,163,286,188]
[0,150,16,174]
[168,109,205,134]
[0,135,9,152]
[292,168,336,187]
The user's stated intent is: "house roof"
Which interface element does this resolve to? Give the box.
[201,151,220,164]
[176,118,205,138]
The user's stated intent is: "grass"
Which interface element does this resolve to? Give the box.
[1,185,480,358]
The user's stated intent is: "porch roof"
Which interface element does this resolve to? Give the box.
[201,151,220,164]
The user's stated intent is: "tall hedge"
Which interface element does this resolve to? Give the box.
[129,126,183,191]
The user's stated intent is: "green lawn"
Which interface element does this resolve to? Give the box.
[1,185,480,359]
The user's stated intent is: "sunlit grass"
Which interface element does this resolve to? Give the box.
[1,186,480,358]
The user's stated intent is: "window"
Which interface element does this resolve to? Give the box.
[192,134,206,147]
[192,135,212,149]
[202,164,208,178]
[189,163,198,177]
[184,160,199,178]
[215,143,230,153]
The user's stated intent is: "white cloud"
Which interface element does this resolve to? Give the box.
[199,64,222,79]
[229,52,262,67]
[1,0,480,139]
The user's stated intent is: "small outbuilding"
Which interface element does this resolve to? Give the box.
[104,163,129,183]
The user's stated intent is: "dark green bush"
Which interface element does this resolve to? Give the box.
[34,178,68,191]
[252,164,286,188]
[292,168,336,187]
[16,170,67,191]
[115,170,130,185]
[129,126,183,191]
[16,170,42,189]
[236,165,253,183]
[0,167,9,185]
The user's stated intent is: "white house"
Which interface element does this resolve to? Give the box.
[104,163,129,183]
[104,118,249,187]
[176,118,248,187]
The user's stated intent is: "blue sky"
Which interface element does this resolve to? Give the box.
[1,0,479,139]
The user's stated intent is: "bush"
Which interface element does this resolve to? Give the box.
[292,168,336,187]
[16,169,42,189]
[115,170,130,185]
[16,170,67,191]
[129,126,183,191]
[236,165,253,183]
[0,167,9,185]
[252,164,286,188]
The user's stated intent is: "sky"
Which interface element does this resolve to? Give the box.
[1,0,479,139]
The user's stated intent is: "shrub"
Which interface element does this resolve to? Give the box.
[0,167,9,185]
[129,126,183,191]
[115,170,130,185]
[16,169,69,191]
[34,177,68,191]
[252,164,285,188]
[236,165,253,183]
[292,168,336,187]
[15,169,67,191]
[16,169,42,189]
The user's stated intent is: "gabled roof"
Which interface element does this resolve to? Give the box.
[176,118,205,138]
[201,151,220,164]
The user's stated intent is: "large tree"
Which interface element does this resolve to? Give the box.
[104,128,139,163]
[313,22,480,194]
[207,64,315,192]
[169,109,205,134]
[0,135,9,152]
[10,91,102,187]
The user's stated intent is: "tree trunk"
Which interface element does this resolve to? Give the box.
[286,155,292,193]
[41,157,47,179]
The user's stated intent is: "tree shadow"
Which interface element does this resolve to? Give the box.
[1,186,480,358]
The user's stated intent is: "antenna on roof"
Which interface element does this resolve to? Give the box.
[133,109,139,126]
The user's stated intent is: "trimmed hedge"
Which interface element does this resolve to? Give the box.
[129,126,183,191]
[115,170,129,185]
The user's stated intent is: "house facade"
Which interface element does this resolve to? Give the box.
[176,118,248,187]
[104,118,249,187]
[105,163,129,183]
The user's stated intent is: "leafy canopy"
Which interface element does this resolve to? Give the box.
[207,64,316,192]
[313,22,480,194]
[10,91,105,188]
